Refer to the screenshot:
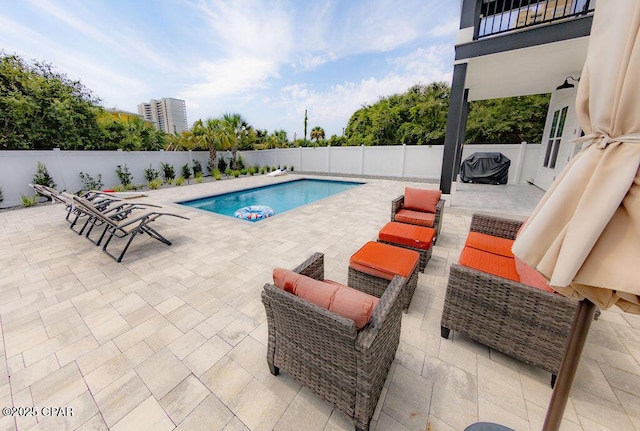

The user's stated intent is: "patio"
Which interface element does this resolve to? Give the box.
[0,175,638,431]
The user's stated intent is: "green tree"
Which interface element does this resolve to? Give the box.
[0,52,104,149]
[222,113,255,169]
[343,82,548,146]
[466,94,550,143]
[310,126,325,142]
[191,118,231,172]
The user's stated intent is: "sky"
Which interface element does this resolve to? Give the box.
[1,0,460,139]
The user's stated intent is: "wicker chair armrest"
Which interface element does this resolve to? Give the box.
[292,252,324,281]
[356,275,405,351]
[391,195,405,221]
[469,213,523,240]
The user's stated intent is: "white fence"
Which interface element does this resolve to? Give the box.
[0,143,540,208]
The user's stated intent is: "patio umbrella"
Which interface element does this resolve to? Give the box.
[511,0,640,429]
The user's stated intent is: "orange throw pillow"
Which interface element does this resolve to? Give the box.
[403,187,442,213]
[272,269,379,329]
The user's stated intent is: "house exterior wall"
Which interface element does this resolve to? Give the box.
[534,85,582,190]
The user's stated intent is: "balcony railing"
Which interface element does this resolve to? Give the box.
[477,0,595,38]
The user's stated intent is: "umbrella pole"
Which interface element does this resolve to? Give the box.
[543,298,598,431]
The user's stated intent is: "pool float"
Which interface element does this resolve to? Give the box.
[234,205,275,221]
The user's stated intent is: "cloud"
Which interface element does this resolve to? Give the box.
[428,18,460,38]
[179,57,279,100]
[270,44,454,136]
[29,0,174,71]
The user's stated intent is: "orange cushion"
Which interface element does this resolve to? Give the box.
[514,256,555,293]
[273,267,302,294]
[378,222,434,250]
[394,209,435,227]
[465,232,514,258]
[403,188,442,213]
[272,269,378,329]
[458,246,520,282]
[350,241,419,280]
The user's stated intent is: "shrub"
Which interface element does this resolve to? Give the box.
[272,166,277,172]
[113,185,125,192]
[174,176,185,186]
[195,173,203,183]
[115,164,133,186]
[217,157,227,173]
[192,159,203,176]
[240,168,247,175]
[144,164,159,183]
[290,165,295,172]
[224,167,233,176]
[232,170,241,178]
[148,178,163,190]
[260,167,266,174]
[33,161,56,188]
[212,169,222,180]
[181,163,191,181]
[0,186,3,203]
[21,194,38,207]
[161,162,175,181]
[79,172,103,191]
[236,156,245,170]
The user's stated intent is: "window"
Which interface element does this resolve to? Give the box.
[544,106,568,169]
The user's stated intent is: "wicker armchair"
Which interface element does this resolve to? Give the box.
[262,253,405,431]
[441,214,580,387]
[391,194,445,244]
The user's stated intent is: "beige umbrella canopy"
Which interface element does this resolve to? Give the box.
[512,0,640,314]
[511,1,640,429]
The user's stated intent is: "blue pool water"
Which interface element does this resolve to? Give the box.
[179,179,364,222]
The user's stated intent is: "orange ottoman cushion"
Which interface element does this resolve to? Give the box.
[394,209,435,227]
[379,222,434,250]
[458,246,520,282]
[465,232,515,258]
[350,241,419,281]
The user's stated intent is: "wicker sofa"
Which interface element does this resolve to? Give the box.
[391,188,444,244]
[262,252,405,431]
[440,214,582,387]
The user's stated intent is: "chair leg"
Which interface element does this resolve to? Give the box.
[268,363,279,376]
[551,373,557,389]
[441,326,451,339]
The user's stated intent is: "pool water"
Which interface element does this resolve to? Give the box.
[179,178,364,222]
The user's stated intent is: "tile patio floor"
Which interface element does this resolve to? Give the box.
[0,175,638,431]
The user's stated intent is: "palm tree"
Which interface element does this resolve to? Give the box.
[310,126,325,142]
[192,118,231,172]
[222,113,254,169]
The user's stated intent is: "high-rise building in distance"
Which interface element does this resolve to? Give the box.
[137,98,188,134]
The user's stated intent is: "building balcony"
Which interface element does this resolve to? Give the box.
[476,0,596,39]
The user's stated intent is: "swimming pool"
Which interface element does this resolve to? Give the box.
[179,178,364,222]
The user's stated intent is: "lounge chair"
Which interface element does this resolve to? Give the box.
[71,196,189,262]
[263,252,405,431]
[391,187,444,243]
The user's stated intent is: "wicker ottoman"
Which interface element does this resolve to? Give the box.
[349,241,420,312]
[377,222,434,273]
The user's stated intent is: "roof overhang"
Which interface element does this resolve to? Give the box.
[462,36,590,101]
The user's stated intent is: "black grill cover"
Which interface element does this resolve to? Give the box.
[459,152,510,184]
